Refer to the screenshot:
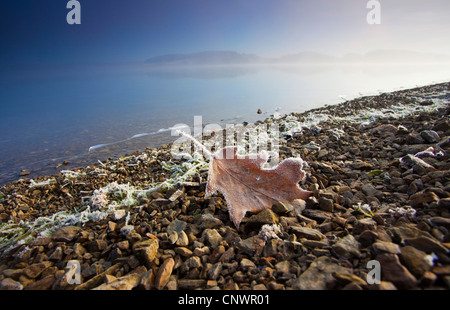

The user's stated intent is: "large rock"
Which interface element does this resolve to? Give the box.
[246,209,279,228]
[23,261,53,279]
[399,246,431,278]
[420,130,440,143]
[154,257,175,290]
[404,236,448,254]
[409,191,439,207]
[167,219,187,235]
[24,275,56,290]
[318,197,334,212]
[291,226,325,241]
[332,234,361,259]
[387,223,430,243]
[87,239,108,252]
[353,218,377,234]
[51,226,81,242]
[376,253,417,289]
[293,256,351,290]
[132,239,159,264]
[93,274,141,290]
[237,235,265,256]
[372,241,401,254]
[0,278,23,290]
[202,229,222,249]
[178,279,206,290]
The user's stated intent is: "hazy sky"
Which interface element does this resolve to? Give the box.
[1,0,450,65]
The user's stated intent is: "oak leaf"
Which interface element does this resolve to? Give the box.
[205,146,313,228]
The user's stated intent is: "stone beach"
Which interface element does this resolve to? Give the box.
[0,82,449,290]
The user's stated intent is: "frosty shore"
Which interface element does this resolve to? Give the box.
[0,81,449,290]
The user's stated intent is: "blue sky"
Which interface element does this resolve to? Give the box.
[1,0,450,65]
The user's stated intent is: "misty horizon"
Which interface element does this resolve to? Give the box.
[144,49,450,65]
[4,49,450,70]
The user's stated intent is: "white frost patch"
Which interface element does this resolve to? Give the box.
[258,224,282,241]
[29,178,56,188]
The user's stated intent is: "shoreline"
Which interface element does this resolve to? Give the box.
[0,81,449,290]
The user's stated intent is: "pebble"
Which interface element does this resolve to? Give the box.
[93,273,141,290]
[372,241,401,254]
[240,258,256,270]
[353,218,378,234]
[293,256,351,290]
[291,226,325,241]
[0,278,23,290]
[202,229,222,248]
[332,272,367,287]
[155,257,175,290]
[420,130,440,143]
[19,169,30,176]
[175,230,189,246]
[51,226,81,242]
[246,209,279,228]
[174,247,192,257]
[23,262,53,279]
[168,231,178,244]
[271,201,291,214]
[318,197,334,212]
[438,198,450,209]
[332,234,361,259]
[132,239,159,264]
[409,191,440,207]
[405,236,448,254]
[178,279,206,290]
[376,253,417,289]
[399,246,431,278]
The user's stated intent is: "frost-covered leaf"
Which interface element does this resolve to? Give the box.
[206,146,312,228]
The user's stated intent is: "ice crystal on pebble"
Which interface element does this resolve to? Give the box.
[389,206,417,218]
[258,224,282,241]
[28,178,56,188]
[424,253,438,266]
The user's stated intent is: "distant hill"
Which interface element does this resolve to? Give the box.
[145,51,264,66]
[145,50,450,66]
[273,51,337,64]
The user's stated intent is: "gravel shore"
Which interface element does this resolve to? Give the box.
[0,82,449,290]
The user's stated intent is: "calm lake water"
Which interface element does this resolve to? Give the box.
[1,63,449,184]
